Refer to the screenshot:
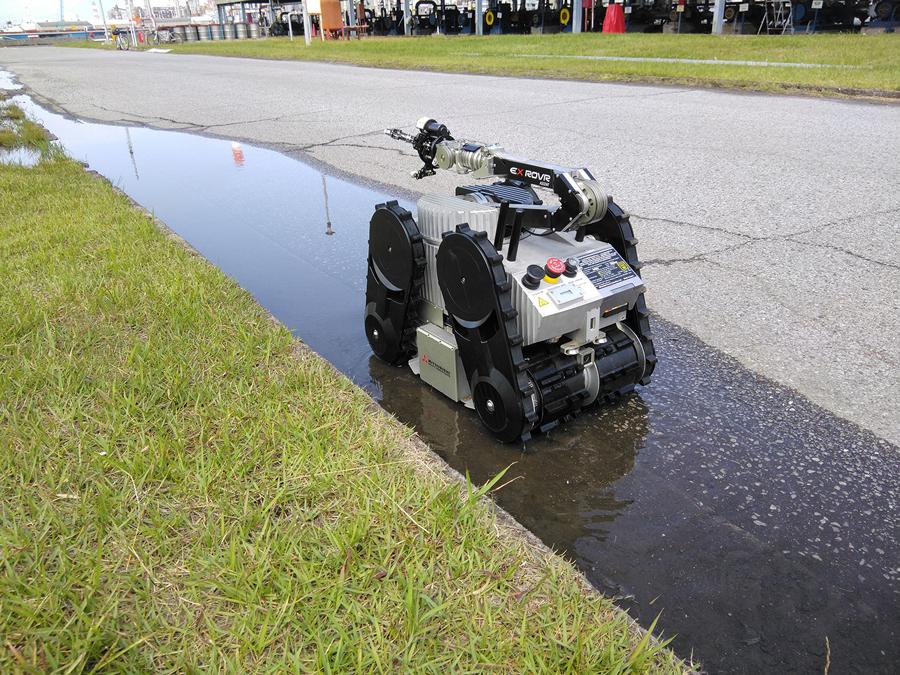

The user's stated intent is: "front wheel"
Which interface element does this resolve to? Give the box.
[116,35,129,50]
[149,31,160,46]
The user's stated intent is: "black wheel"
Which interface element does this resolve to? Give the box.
[364,202,425,365]
[874,0,895,20]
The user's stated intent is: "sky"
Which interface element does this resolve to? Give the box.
[0,1,178,24]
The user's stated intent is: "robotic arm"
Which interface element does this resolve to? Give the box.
[385,117,608,232]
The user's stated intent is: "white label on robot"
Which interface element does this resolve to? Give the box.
[739,2,749,10]
[576,249,637,291]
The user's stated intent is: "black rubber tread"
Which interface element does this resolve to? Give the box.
[584,200,658,386]
[364,201,426,365]
[523,348,592,433]
[437,223,538,443]
[591,325,648,404]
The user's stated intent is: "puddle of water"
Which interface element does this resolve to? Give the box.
[9,90,900,674]
[0,145,41,166]
[0,70,23,90]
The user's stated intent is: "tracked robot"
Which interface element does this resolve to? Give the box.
[365,118,656,444]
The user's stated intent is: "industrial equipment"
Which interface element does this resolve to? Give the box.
[367,1,406,34]
[412,0,440,33]
[531,0,565,32]
[627,0,671,31]
[499,0,534,32]
[365,119,656,444]
[269,10,305,35]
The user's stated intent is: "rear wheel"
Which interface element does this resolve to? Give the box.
[874,0,895,20]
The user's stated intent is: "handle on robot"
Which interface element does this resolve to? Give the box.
[384,128,416,144]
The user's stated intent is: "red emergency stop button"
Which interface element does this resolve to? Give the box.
[545,257,566,277]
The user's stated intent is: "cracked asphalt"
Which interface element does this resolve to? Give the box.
[3,46,899,445]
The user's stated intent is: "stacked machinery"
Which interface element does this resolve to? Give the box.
[346,0,886,34]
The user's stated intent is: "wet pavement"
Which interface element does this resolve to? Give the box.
[8,90,900,674]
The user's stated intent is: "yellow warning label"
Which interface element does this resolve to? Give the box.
[617,261,630,271]
[537,297,550,308]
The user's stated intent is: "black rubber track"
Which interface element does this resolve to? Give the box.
[364,201,426,365]
[585,199,658,387]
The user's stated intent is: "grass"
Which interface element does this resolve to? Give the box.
[0,123,688,670]
[68,32,900,97]
[0,101,51,152]
[0,128,16,148]
[1,104,25,121]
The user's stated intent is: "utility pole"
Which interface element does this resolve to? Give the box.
[60,0,65,22]
[301,0,312,44]
[126,0,137,44]
[711,0,725,33]
[96,0,110,42]
[145,0,156,29]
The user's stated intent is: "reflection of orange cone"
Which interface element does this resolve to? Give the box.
[602,2,626,32]
[231,141,245,167]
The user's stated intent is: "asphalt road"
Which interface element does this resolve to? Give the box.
[2,46,899,446]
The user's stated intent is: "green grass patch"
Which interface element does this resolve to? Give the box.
[1,103,24,120]
[0,143,688,670]
[0,101,52,153]
[0,128,17,148]
[20,119,49,145]
[66,32,900,97]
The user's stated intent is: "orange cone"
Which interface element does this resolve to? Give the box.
[602,2,626,32]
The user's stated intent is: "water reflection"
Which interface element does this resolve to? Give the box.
[323,175,334,236]
[230,141,245,168]
[125,127,139,179]
[0,146,40,167]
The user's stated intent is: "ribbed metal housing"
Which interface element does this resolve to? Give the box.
[510,280,540,346]
[416,195,499,311]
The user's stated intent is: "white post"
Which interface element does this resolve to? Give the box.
[711,0,725,33]
[97,0,110,42]
[403,0,411,34]
[301,2,313,44]
[475,0,483,34]
[572,0,582,32]
[144,0,156,30]
[347,0,357,28]
[126,0,137,44]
